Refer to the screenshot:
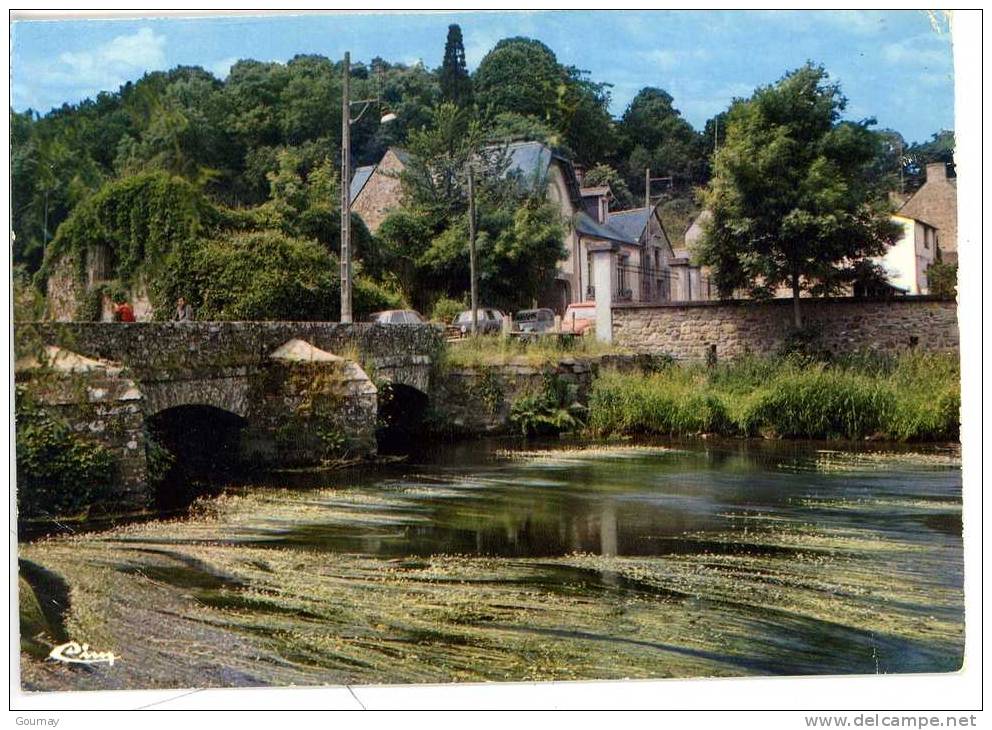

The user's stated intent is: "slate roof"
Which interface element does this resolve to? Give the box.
[574,211,639,244]
[606,208,653,243]
[349,165,376,204]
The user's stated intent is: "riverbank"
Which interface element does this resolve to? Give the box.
[587,352,959,442]
[19,440,963,690]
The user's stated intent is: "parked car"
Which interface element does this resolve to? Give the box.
[454,308,504,335]
[562,302,596,335]
[370,309,425,325]
[515,308,556,333]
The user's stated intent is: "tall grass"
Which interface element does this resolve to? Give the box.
[442,335,626,369]
[587,352,959,442]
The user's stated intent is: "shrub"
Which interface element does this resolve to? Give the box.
[928,261,957,300]
[430,296,465,324]
[155,230,339,321]
[509,372,585,437]
[15,388,117,519]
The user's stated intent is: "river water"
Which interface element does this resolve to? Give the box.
[19,439,964,690]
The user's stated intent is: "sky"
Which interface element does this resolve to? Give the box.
[10,10,954,144]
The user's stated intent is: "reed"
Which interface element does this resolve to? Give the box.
[587,352,959,442]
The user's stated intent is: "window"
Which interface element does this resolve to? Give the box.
[617,254,630,297]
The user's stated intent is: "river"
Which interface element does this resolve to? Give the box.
[19,438,963,690]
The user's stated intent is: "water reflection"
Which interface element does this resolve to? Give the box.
[249,440,962,566]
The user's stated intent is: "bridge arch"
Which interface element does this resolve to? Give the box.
[140,376,251,420]
[375,380,430,452]
[145,402,248,510]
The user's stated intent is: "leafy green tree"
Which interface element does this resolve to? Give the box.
[375,209,438,309]
[155,229,398,321]
[904,130,955,192]
[927,261,957,300]
[696,64,901,327]
[439,24,472,107]
[486,111,560,146]
[582,163,635,209]
[474,37,563,121]
[474,37,615,164]
[478,198,566,310]
[397,103,512,216]
[617,87,707,195]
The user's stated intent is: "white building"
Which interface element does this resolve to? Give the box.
[881,213,938,295]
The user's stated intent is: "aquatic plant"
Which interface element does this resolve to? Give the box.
[509,372,585,437]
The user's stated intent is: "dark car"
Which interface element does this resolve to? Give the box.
[370,309,426,325]
[515,308,556,333]
[454,308,504,335]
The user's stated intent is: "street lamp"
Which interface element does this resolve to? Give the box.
[340,51,396,324]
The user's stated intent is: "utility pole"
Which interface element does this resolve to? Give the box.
[340,51,353,324]
[644,168,673,210]
[468,163,478,336]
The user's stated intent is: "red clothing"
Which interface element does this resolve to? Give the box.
[115,303,136,322]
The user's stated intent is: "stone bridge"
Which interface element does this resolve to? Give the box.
[15,322,444,511]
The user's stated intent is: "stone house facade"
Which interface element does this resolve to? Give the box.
[898,162,957,264]
[349,148,410,234]
[350,141,681,314]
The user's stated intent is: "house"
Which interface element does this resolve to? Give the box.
[897,162,957,264]
[682,207,938,299]
[681,210,718,301]
[349,148,410,233]
[881,213,938,295]
[350,141,679,313]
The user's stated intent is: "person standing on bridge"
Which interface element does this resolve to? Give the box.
[174,297,194,322]
[113,297,135,323]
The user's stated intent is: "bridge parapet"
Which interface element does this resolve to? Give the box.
[15,321,445,378]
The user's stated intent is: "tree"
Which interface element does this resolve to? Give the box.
[439,24,472,107]
[582,164,635,209]
[155,230,398,321]
[474,38,562,122]
[616,87,707,195]
[473,37,615,164]
[903,130,955,192]
[696,64,901,328]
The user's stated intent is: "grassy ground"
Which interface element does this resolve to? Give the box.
[587,352,960,441]
[441,334,626,369]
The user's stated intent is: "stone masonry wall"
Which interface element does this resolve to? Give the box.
[432,354,662,435]
[612,297,959,361]
[16,321,445,379]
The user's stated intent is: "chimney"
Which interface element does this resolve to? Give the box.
[925,162,947,182]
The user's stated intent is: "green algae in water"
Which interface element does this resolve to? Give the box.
[18,440,964,690]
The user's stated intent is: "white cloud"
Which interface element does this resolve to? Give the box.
[207,56,240,79]
[464,28,503,68]
[881,36,953,69]
[54,27,166,88]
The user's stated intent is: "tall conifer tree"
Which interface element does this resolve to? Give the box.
[439,24,472,107]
